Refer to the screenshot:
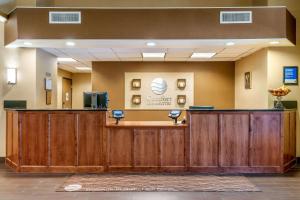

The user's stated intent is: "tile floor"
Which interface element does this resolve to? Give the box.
[1,163,300,200]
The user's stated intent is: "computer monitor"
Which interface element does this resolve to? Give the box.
[83,92,109,109]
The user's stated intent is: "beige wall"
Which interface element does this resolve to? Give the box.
[57,69,92,109]
[267,0,300,156]
[235,49,269,109]
[0,21,37,157]
[0,22,58,157]
[57,68,72,108]
[72,73,91,109]
[92,62,235,121]
[36,49,57,108]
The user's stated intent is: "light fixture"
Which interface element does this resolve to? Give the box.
[270,41,280,45]
[57,57,76,62]
[7,68,17,84]
[75,67,91,70]
[226,42,235,46]
[0,15,7,23]
[24,42,32,46]
[142,53,165,58]
[191,53,216,58]
[66,41,76,46]
[146,42,156,47]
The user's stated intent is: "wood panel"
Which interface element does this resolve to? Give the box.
[220,113,249,167]
[49,113,76,166]
[108,128,133,167]
[77,112,103,166]
[189,113,219,167]
[289,112,296,162]
[160,128,185,167]
[250,112,281,167]
[134,129,159,167]
[283,111,296,165]
[20,112,48,166]
[12,112,19,165]
[6,111,13,162]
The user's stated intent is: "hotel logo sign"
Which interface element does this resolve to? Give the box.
[151,78,167,95]
[125,72,194,110]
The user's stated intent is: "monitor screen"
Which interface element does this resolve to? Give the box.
[83,92,109,109]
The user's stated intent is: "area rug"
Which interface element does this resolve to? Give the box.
[57,174,261,192]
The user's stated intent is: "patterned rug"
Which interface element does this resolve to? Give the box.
[57,174,261,192]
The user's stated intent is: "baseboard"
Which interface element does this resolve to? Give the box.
[0,157,5,163]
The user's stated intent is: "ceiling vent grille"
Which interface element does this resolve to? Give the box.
[49,11,81,24]
[220,11,252,24]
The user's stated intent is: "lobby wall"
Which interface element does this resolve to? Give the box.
[57,69,92,109]
[57,69,72,109]
[92,62,235,121]
[267,0,300,156]
[235,49,269,109]
[72,73,91,109]
[36,49,57,109]
[0,23,36,157]
[0,22,59,157]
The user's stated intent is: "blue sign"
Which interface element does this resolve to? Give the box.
[284,66,298,85]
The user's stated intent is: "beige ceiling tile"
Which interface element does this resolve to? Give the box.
[91,52,117,59]
[120,57,143,61]
[88,48,113,53]
[113,48,141,53]
[165,57,188,61]
[214,53,242,58]
[193,46,224,53]
[116,52,142,58]
[220,47,252,54]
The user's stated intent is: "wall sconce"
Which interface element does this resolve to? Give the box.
[132,95,141,105]
[177,79,186,90]
[7,68,17,85]
[131,79,141,89]
[177,95,186,105]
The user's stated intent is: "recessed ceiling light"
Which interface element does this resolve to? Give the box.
[191,53,216,58]
[76,67,91,70]
[146,42,156,47]
[24,42,32,46]
[226,42,235,46]
[270,41,280,45]
[57,57,76,62]
[66,41,76,46]
[142,53,165,58]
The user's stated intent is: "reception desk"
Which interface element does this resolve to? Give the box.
[5,109,296,173]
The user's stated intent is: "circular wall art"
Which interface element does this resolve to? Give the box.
[151,78,168,95]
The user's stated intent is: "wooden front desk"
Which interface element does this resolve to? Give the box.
[5,109,296,173]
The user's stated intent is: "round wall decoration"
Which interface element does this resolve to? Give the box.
[151,78,168,95]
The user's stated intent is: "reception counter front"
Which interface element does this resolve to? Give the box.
[6,109,296,173]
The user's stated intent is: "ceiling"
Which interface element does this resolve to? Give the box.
[6,38,294,73]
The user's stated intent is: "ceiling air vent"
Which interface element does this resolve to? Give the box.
[49,11,81,24]
[220,11,252,24]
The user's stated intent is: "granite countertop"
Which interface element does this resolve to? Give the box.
[186,108,293,112]
[5,108,107,111]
